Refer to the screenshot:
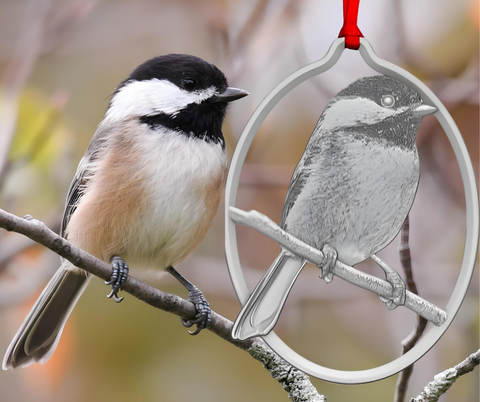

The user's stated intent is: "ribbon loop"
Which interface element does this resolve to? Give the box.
[338,0,363,50]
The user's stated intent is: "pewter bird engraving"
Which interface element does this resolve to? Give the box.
[232,75,437,340]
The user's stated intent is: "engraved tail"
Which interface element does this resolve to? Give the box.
[232,250,306,340]
[3,263,91,370]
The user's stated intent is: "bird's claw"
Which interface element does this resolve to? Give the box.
[106,256,129,303]
[371,254,407,310]
[379,271,406,310]
[379,295,398,310]
[181,287,211,336]
[319,244,337,284]
[107,289,124,303]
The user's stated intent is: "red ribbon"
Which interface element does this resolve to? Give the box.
[338,0,363,50]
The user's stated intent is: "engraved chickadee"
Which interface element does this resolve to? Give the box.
[232,75,436,340]
[4,54,248,369]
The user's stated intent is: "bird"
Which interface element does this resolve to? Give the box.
[3,54,248,369]
[232,75,436,340]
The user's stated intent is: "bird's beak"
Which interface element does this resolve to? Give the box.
[412,103,437,117]
[212,87,249,103]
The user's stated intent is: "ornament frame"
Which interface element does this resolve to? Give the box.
[224,37,479,383]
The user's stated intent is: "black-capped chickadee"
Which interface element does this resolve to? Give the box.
[3,54,248,369]
[232,75,436,340]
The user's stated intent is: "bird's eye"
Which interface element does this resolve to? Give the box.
[182,78,197,91]
[381,95,395,108]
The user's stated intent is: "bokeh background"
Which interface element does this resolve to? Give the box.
[0,0,478,401]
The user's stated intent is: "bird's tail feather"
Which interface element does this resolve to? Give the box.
[3,264,91,370]
[232,250,306,340]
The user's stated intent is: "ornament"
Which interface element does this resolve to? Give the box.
[224,0,479,384]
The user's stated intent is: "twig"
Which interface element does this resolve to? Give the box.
[249,342,326,402]
[0,0,93,181]
[0,0,50,179]
[0,207,325,402]
[409,349,480,402]
[395,215,428,402]
[229,206,447,326]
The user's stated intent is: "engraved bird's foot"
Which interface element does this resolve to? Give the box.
[166,266,211,335]
[379,270,407,310]
[371,254,406,310]
[105,256,129,303]
[318,244,338,284]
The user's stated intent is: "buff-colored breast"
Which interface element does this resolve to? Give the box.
[65,121,227,270]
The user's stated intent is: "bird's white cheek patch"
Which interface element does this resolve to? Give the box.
[321,98,408,131]
[105,79,217,121]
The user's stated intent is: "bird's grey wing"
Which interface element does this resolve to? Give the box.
[279,156,308,228]
[60,125,109,237]
[60,156,89,237]
[279,129,324,228]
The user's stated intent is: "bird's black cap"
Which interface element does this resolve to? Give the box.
[330,75,432,149]
[119,54,242,147]
[121,53,229,93]
[338,75,422,110]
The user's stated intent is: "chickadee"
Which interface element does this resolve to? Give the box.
[232,75,436,340]
[3,54,248,369]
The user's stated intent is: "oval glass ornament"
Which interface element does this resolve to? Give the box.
[225,37,479,384]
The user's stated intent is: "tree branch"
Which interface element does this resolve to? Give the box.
[229,207,447,326]
[395,215,428,402]
[0,207,325,401]
[248,342,326,402]
[409,349,480,402]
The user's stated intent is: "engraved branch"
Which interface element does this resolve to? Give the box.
[229,206,447,326]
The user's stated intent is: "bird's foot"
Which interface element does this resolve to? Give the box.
[105,256,129,303]
[371,254,406,309]
[379,270,407,309]
[318,244,337,284]
[180,287,211,336]
[166,266,211,336]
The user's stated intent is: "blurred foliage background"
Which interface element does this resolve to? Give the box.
[0,0,478,401]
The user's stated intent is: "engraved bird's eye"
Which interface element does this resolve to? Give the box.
[381,95,395,108]
[182,78,197,91]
